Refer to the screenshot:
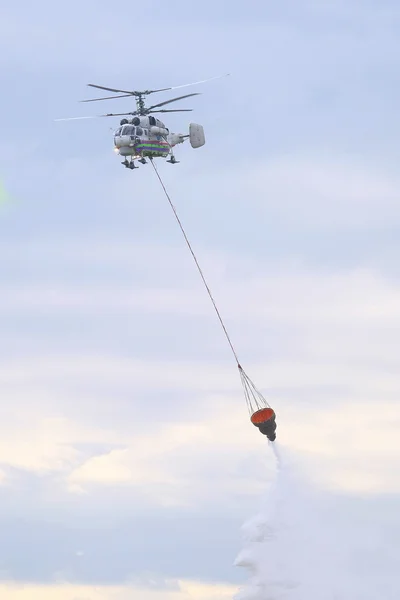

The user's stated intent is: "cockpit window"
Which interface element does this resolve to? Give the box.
[121,125,135,136]
[115,127,122,136]
[136,126,143,136]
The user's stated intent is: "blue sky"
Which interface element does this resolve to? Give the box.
[1,1,400,598]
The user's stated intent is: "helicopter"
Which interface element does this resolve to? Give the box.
[56,74,229,170]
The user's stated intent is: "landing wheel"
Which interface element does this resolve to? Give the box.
[122,159,138,169]
[167,155,179,164]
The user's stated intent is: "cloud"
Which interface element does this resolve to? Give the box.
[0,580,237,600]
[2,248,400,326]
[0,257,399,503]
[0,359,398,506]
[216,155,400,231]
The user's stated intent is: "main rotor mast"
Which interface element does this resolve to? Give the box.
[136,93,146,115]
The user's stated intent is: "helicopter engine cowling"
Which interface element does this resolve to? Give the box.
[150,126,169,137]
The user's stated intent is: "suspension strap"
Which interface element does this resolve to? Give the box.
[150,158,241,367]
[149,159,271,413]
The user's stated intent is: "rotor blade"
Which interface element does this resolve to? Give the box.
[87,84,137,94]
[148,109,193,113]
[101,112,138,117]
[167,73,230,91]
[54,115,108,121]
[81,74,229,102]
[148,93,200,111]
[87,83,172,95]
[80,94,134,102]
[100,113,134,117]
[54,113,123,121]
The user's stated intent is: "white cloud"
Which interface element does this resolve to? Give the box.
[231,156,400,229]
[63,393,400,500]
[0,580,237,600]
[2,262,400,332]
[0,369,397,504]
[0,262,399,500]
[0,414,114,475]
[279,401,400,494]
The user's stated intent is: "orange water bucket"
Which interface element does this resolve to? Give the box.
[250,407,275,425]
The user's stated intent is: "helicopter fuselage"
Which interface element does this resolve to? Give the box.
[113,115,185,159]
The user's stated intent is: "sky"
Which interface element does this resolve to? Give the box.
[1,0,400,598]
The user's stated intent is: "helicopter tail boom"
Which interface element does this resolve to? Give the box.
[167,124,205,149]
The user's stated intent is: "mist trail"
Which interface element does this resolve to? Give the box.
[270,440,282,470]
[233,442,300,600]
[233,443,342,600]
[233,442,399,600]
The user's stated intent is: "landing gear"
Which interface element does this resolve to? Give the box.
[167,154,179,164]
[139,158,147,164]
[121,159,138,169]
